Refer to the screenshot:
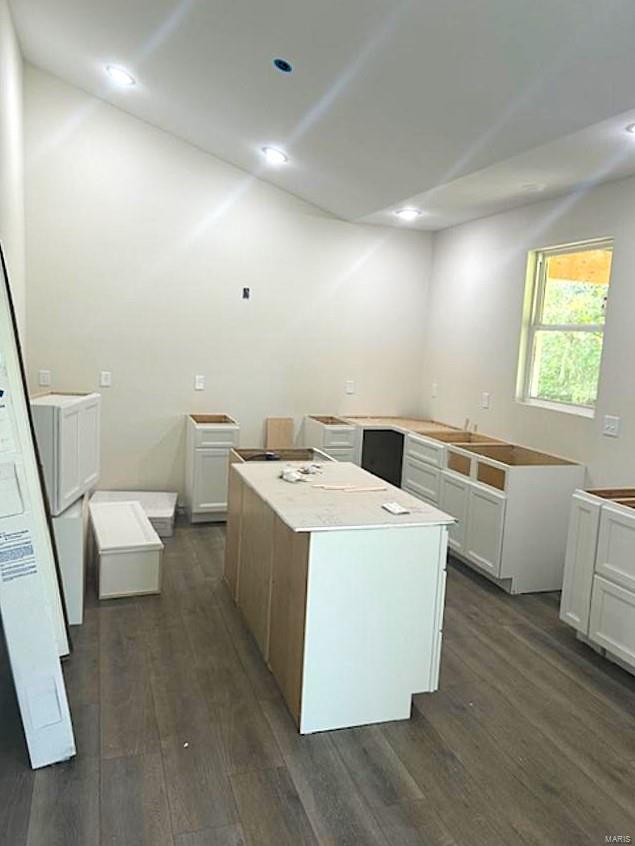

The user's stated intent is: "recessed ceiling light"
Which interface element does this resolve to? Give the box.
[261,146,288,166]
[521,182,546,193]
[105,65,136,87]
[625,123,635,134]
[394,207,421,222]
[273,58,293,73]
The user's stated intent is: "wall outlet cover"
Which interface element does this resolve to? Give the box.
[38,370,51,387]
[99,371,112,388]
[345,380,355,395]
[480,391,491,410]
[194,374,205,391]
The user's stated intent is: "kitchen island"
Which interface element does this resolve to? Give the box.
[224,460,453,733]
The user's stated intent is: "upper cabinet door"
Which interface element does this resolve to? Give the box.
[596,504,635,594]
[559,492,601,633]
[57,403,82,513]
[465,483,506,577]
[439,471,469,554]
[193,448,230,513]
[79,396,100,490]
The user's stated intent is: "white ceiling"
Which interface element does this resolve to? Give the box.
[10,0,635,228]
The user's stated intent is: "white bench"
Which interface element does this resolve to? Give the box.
[90,501,164,599]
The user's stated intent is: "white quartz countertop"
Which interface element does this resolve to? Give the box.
[232,461,454,533]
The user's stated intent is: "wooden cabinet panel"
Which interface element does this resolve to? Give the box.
[589,576,635,670]
[560,493,601,633]
[439,471,469,554]
[224,465,243,600]
[236,485,275,657]
[465,484,506,576]
[268,518,310,725]
[596,504,635,594]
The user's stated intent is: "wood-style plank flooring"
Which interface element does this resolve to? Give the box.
[1,521,634,845]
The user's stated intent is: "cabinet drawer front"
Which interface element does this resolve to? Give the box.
[596,505,635,593]
[322,447,355,462]
[466,484,506,576]
[323,426,355,448]
[402,457,440,504]
[194,425,239,449]
[560,493,601,633]
[404,434,444,468]
[439,472,469,554]
[589,575,635,670]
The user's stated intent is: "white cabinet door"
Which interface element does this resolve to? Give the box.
[589,576,635,670]
[596,504,635,594]
[439,471,469,554]
[465,483,506,576]
[559,492,601,633]
[193,448,230,513]
[58,403,82,512]
[402,457,440,504]
[79,396,100,490]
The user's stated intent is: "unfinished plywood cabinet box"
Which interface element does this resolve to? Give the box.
[560,488,635,674]
[439,443,585,593]
[184,414,239,522]
[30,392,101,515]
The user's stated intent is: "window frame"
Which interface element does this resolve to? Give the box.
[517,237,613,417]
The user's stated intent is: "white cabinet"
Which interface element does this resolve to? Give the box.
[439,471,469,554]
[31,392,101,516]
[589,576,635,671]
[443,443,585,593]
[303,415,356,462]
[52,496,87,625]
[560,493,601,633]
[402,456,440,504]
[560,488,635,675]
[596,504,635,593]
[465,484,506,576]
[184,414,239,522]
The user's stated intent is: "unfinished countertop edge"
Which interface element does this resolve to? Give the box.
[232,461,455,534]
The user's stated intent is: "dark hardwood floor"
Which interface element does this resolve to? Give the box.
[1,521,634,845]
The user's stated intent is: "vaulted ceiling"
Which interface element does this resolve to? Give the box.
[11,0,635,228]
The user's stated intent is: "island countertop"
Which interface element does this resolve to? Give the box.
[232,460,454,533]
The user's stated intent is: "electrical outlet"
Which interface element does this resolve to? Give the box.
[480,391,491,410]
[345,380,355,395]
[602,415,620,438]
[194,374,205,391]
[431,382,438,399]
[38,370,51,387]
[99,371,112,388]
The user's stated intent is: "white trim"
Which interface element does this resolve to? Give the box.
[517,397,595,419]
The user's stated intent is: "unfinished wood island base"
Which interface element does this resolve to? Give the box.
[224,461,453,733]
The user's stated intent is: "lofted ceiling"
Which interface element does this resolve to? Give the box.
[10,0,635,229]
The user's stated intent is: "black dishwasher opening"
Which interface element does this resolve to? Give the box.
[361,429,404,487]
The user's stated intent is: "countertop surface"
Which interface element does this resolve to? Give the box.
[232,461,454,533]
[340,416,460,435]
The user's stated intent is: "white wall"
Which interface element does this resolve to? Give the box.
[423,176,635,485]
[0,1,25,335]
[24,67,432,493]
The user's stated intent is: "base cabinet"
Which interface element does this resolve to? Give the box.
[560,488,635,674]
[184,414,239,522]
[439,471,469,554]
[402,456,440,505]
[465,484,506,577]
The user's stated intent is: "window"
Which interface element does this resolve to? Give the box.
[517,239,613,414]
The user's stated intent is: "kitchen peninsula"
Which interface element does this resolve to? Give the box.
[224,460,453,733]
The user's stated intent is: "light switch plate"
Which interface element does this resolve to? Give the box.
[602,414,620,438]
[431,382,438,399]
[38,370,51,387]
[194,374,205,391]
[345,380,355,395]
[480,391,491,410]
[99,371,112,388]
